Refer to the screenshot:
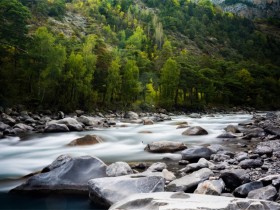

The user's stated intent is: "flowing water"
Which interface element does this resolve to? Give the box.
[0,113,252,209]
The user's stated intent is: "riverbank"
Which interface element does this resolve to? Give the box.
[1,110,280,209]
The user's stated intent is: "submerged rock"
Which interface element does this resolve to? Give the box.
[109,192,280,210]
[182,126,208,136]
[68,135,103,146]
[144,141,187,153]
[88,175,164,207]
[11,155,107,194]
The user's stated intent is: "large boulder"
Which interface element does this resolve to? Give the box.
[68,135,103,146]
[0,122,10,131]
[182,126,208,136]
[11,155,107,194]
[56,117,83,131]
[189,113,201,118]
[143,118,154,125]
[224,125,240,133]
[233,181,263,198]
[181,147,214,161]
[106,162,133,177]
[109,192,280,210]
[243,128,265,139]
[194,179,225,195]
[247,185,277,201]
[1,113,16,126]
[88,175,164,207]
[147,162,167,172]
[166,168,214,192]
[13,123,33,132]
[180,158,210,173]
[77,115,98,126]
[145,141,187,153]
[124,111,138,120]
[44,123,70,133]
[220,169,250,191]
[254,145,273,156]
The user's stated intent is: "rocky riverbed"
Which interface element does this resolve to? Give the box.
[1,107,280,209]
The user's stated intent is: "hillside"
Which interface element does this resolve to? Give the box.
[0,0,280,111]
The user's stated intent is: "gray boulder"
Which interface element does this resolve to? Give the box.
[68,135,103,146]
[208,144,224,153]
[189,113,201,118]
[143,118,154,125]
[239,159,263,169]
[182,126,208,135]
[166,168,214,192]
[124,111,138,120]
[77,115,98,126]
[13,123,33,131]
[11,155,107,194]
[220,169,250,191]
[144,141,187,153]
[224,125,240,133]
[88,175,164,207]
[147,162,167,172]
[181,147,214,161]
[254,145,273,156]
[235,151,249,162]
[243,128,265,139]
[1,113,16,126]
[194,179,225,195]
[56,117,83,131]
[247,185,277,201]
[0,122,10,131]
[180,158,210,173]
[109,192,280,210]
[211,154,231,162]
[106,162,133,177]
[233,181,263,198]
[44,123,69,133]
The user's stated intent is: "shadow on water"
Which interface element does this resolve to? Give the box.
[0,193,107,210]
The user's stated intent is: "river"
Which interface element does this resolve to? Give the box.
[0,113,252,209]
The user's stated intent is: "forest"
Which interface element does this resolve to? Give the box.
[0,0,280,112]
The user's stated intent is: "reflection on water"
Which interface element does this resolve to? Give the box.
[0,114,252,192]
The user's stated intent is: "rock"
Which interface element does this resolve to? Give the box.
[44,123,70,133]
[182,126,208,135]
[42,155,72,172]
[189,113,201,118]
[1,113,16,126]
[0,122,10,131]
[77,115,97,126]
[217,132,237,138]
[0,131,3,138]
[162,169,176,181]
[166,168,214,192]
[220,169,250,191]
[109,192,280,210]
[144,141,187,153]
[238,120,253,126]
[143,118,154,125]
[208,144,224,153]
[194,179,225,195]
[176,124,189,129]
[211,154,231,162]
[57,111,64,119]
[11,155,107,194]
[178,160,189,165]
[88,175,164,207]
[258,175,280,185]
[224,125,240,133]
[181,147,214,161]
[247,185,277,201]
[239,159,263,169]
[147,162,167,172]
[180,158,209,173]
[106,162,133,177]
[233,181,263,198]
[243,128,265,139]
[13,123,33,131]
[75,110,84,116]
[68,135,103,146]
[55,117,83,131]
[235,151,249,162]
[209,162,228,170]
[254,145,273,156]
[124,111,138,120]
[264,125,280,136]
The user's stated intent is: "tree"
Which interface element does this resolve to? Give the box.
[159,58,180,108]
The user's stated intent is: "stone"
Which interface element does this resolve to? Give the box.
[217,132,237,138]
[235,151,249,162]
[13,123,33,131]
[211,154,231,162]
[44,123,69,133]
[182,126,208,135]
[162,169,176,181]
[109,192,280,210]
[180,158,209,173]
[194,179,225,195]
[258,175,280,185]
[243,128,265,139]
[247,185,277,201]
[0,122,10,131]
[254,145,273,156]
[233,181,263,198]
[68,135,103,146]
[178,160,189,165]
[124,111,138,120]
[176,124,189,129]
[11,155,107,194]
[55,117,83,131]
[1,113,16,126]
[143,119,154,125]
[106,162,133,177]
[189,113,201,118]
[147,162,167,172]
[220,169,250,191]
[166,168,214,192]
[224,125,240,133]
[0,131,3,138]
[239,159,263,169]
[77,115,98,126]
[181,147,214,161]
[144,141,187,153]
[264,125,280,136]
[208,144,224,153]
[88,175,164,207]
[238,120,253,126]
[75,110,84,116]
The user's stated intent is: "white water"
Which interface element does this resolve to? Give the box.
[0,114,252,191]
